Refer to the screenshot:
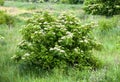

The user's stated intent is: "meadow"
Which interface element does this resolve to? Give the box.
[0,1,120,82]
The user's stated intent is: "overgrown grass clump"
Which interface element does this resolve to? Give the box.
[12,12,102,71]
[98,16,119,32]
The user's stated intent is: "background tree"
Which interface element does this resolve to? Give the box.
[84,0,120,16]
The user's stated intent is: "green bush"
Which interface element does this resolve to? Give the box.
[84,0,120,16]
[12,12,102,70]
[0,0,4,6]
[0,11,14,27]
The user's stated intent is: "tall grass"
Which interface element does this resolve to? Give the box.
[0,1,120,82]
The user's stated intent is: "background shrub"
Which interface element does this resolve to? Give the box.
[0,0,4,6]
[0,11,14,27]
[84,0,120,16]
[12,12,102,70]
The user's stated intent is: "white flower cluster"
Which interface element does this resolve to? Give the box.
[50,45,65,53]
[34,29,45,35]
[60,27,67,31]
[74,47,79,53]
[58,31,73,43]
[74,47,84,53]
[79,36,89,43]
[79,39,89,43]
[43,22,48,25]
[22,53,30,60]
[66,32,73,38]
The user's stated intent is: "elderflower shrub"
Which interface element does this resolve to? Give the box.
[83,0,120,16]
[12,12,102,70]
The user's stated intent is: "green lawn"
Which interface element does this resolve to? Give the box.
[0,1,120,82]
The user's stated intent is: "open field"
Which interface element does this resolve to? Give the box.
[0,1,120,82]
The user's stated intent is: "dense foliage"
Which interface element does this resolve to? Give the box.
[0,0,4,6]
[0,11,14,27]
[84,0,120,16]
[12,12,101,70]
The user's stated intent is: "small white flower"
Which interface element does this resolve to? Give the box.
[39,23,42,25]
[81,50,83,53]
[61,36,66,39]
[44,28,48,30]
[61,20,65,22]
[44,22,48,24]
[60,50,65,53]
[24,53,30,57]
[34,31,38,34]
[84,39,88,43]
[22,57,25,60]
[50,48,54,51]
[61,28,67,31]
[58,40,62,42]
[80,40,84,43]
[83,36,86,39]
[69,21,73,24]
[66,32,73,38]
[11,55,16,59]
[74,49,78,53]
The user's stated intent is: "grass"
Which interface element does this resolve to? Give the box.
[0,1,120,82]
[4,1,83,11]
